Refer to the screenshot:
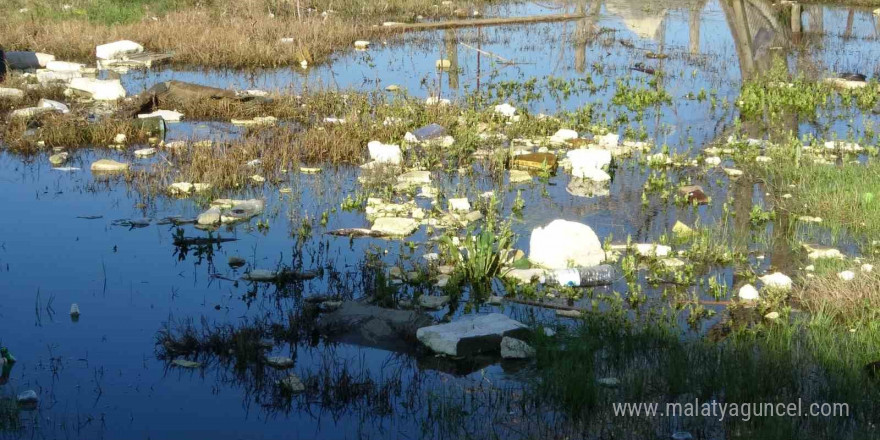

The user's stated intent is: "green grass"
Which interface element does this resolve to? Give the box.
[532,309,879,438]
[3,0,191,25]
[764,158,880,247]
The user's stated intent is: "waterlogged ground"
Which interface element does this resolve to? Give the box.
[2,1,880,438]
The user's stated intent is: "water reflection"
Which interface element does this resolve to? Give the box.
[3,1,880,439]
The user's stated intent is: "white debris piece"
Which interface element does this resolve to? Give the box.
[759,272,793,291]
[67,78,126,100]
[448,198,471,212]
[529,219,604,269]
[139,109,183,122]
[38,99,70,113]
[45,61,84,72]
[738,284,759,301]
[96,40,144,60]
[367,141,402,164]
[494,103,517,117]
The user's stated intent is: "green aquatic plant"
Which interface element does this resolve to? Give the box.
[441,220,514,284]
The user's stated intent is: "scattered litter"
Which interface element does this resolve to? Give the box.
[134,148,157,157]
[530,219,604,270]
[139,109,183,122]
[17,390,39,410]
[172,359,203,368]
[738,284,759,301]
[67,78,126,100]
[90,159,129,172]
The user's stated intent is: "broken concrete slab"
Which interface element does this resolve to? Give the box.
[417,313,530,356]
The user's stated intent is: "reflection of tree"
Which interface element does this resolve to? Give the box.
[720,0,788,80]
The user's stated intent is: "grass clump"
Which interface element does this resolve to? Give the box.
[0,0,500,68]
[533,310,879,439]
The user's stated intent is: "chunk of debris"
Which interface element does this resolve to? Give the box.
[317,301,434,352]
[568,148,611,180]
[231,116,277,126]
[16,390,39,410]
[759,272,792,291]
[417,313,529,356]
[738,284,759,301]
[418,295,451,310]
[678,185,709,204]
[38,98,70,113]
[0,88,25,99]
[397,170,432,185]
[96,40,144,60]
[278,374,306,392]
[501,337,535,359]
[68,78,126,100]
[509,170,532,183]
[556,309,583,319]
[410,123,448,142]
[550,128,578,144]
[512,152,558,172]
[803,244,843,260]
[139,109,183,122]
[354,40,370,50]
[530,219,604,270]
[90,159,129,172]
[494,103,517,118]
[172,359,203,368]
[45,60,84,72]
[448,198,471,212]
[134,148,157,157]
[168,182,211,195]
[266,356,295,369]
[595,133,619,149]
[49,152,69,166]
[367,141,402,164]
[371,217,419,237]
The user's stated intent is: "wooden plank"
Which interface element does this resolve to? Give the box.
[378,13,586,32]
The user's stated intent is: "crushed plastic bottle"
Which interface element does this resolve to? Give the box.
[540,264,617,287]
